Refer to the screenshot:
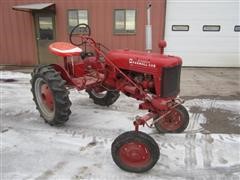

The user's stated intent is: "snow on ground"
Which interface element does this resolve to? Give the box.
[1,71,240,180]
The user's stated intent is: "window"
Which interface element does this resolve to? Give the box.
[172,25,189,31]
[39,16,54,40]
[203,25,221,32]
[68,10,88,32]
[234,25,240,32]
[114,9,136,34]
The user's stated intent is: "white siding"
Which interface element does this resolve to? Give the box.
[164,0,240,67]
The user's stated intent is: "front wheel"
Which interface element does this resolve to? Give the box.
[87,89,120,106]
[154,104,189,133]
[111,131,160,173]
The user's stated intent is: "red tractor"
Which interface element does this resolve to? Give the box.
[31,24,189,173]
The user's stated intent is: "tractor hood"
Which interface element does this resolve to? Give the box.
[107,49,182,73]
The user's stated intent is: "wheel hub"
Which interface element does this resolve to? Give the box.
[119,141,151,167]
[159,109,183,131]
[40,84,54,111]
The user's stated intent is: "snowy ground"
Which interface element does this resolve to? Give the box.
[1,71,240,180]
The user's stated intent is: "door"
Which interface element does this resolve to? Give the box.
[34,13,57,64]
[164,1,240,67]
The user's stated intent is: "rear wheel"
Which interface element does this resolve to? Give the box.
[30,65,71,125]
[111,131,160,173]
[87,89,120,106]
[154,104,189,133]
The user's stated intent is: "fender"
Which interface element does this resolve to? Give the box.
[50,64,75,87]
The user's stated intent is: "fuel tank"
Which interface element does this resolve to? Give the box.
[107,49,182,73]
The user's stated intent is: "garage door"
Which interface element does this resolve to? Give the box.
[164,0,240,67]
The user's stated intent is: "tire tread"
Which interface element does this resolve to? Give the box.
[30,65,71,126]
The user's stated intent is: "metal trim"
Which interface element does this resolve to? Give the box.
[12,3,55,12]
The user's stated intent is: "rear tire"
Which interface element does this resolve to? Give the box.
[87,89,120,106]
[154,104,189,133]
[111,131,160,173]
[30,65,71,126]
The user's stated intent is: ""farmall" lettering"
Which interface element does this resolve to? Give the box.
[129,58,156,68]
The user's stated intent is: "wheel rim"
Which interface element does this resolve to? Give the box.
[91,89,107,98]
[158,108,183,131]
[118,141,151,168]
[41,84,54,110]
[35,78,55,121]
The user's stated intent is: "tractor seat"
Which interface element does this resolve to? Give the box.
[49,42,82,57]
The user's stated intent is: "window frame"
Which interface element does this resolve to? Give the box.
[202,25,221,32]
[67,9,89,34]
[172,25,189,32]
[113,9,137,35]
[234,25,240,32]
[38,16,54,40]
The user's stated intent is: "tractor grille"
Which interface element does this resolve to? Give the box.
[161,65,181,97]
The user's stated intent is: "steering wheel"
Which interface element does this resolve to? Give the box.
[69,23,91,46]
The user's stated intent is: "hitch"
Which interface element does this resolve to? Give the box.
[133,97,185,131]
[134,112,158,131]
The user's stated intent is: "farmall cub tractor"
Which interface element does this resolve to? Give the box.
[31,24,189,173]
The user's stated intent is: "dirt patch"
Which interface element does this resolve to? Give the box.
[1,129,9,133]
[183,95,240,101]
[35,161,67,180]
[73,166,92,180]
[189,106,240,134]
[0,78,18,82]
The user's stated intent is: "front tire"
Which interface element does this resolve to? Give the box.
[87,89,120,106]
[30,65,71,125]
[154,104,189,133]
[111,131,160,173]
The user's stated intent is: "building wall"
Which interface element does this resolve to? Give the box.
[0,0,166,66]
[164,0,239,67]
[0,0,38,65]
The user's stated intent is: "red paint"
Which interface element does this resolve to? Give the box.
[157,109,184,131]
[119,141,151,167]
[73,62,85,77]
[159,40,167,54]
[40,83,54,111]
[49,33,182,113]
[107,49,182,97]
[48,42,82,57]
[108,49,181,70]
[47,28,184,138]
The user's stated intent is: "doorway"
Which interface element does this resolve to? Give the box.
[34,13,57,64]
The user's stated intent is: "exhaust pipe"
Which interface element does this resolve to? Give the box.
[145,1,152,53]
